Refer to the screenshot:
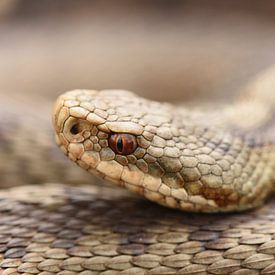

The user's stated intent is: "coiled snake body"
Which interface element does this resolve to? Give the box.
[0,67,275,274]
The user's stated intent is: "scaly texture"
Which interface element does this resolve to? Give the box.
[0,183,274,274]
[0,68,275,273]
[53,68,275,213]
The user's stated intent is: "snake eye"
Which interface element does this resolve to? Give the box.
[109,133,137,155]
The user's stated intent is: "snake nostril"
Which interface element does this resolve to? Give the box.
[70,123,80,135]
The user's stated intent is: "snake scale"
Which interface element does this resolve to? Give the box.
[0,67,275,274]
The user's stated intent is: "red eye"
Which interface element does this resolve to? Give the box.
[109,133,137,155]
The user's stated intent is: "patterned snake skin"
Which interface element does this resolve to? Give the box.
[0,67,275,274]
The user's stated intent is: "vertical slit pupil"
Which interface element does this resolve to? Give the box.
[117,136,123,153]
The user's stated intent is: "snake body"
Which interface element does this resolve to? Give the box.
[53,68,275,213]
[0,67,275,273]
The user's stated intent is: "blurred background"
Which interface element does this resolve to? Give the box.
[1,0,275,103]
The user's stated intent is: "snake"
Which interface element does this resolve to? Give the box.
[0,67,275,274]
[53,67,275,213]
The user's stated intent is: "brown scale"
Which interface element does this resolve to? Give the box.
[201,185,239,208]
[0,183,274,274]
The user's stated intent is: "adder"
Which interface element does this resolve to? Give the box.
[0,67,275,274]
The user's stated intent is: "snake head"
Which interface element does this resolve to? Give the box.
[52,90,178,199]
